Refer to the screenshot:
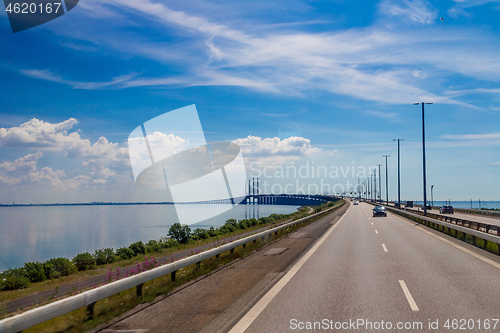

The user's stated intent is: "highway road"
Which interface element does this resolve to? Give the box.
[404,206,500,226]
[230,202,500,333]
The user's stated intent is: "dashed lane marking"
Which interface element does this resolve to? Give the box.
[399,280,419,312]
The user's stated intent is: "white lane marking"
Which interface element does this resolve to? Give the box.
[393,214,500,271]
[382,244,388,252]
[371,222,373,225]
[399,280,419,312]
[228,206,350,333]
[375,230,379,234]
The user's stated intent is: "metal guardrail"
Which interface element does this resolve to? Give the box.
[388,207,500,245]
[410,204,500,218]
[365,201,500,245]
[403,207,500,236]
[453,207,500,218]
[0,201,344,333]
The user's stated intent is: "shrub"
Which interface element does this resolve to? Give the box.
[23,262,46,282]
[94,248,115,265]
[2,275,30,290]
[129,241,146,256]
[1,268,30,290]
[44,258,76,278]
[220,225,234,233]
[116,247,135,260]
[238,221,248,229]
[168,223,191,244]
[159,238,179,249]
[225,219,238,228]
[73,252,96,271]
[146,240,161,253]
[208,226,219,237]
[193,228,209,240]
[259,217,271,224]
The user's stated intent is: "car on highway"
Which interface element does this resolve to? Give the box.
[372,206,387,217]
[440,205,454,214]
[353,201,359,205]
[406,201,413,208]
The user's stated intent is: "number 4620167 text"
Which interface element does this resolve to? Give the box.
[5,2,62,14]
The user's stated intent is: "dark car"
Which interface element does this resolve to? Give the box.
[373,206,387,217]
[406,201,413,208]
[440,205,454,214]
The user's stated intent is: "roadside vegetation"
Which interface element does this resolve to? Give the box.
[0,202,338,304]
[12,199,344,333]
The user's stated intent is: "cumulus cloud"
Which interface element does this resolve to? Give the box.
[233,135,320,166]
[0,118,128,163]
[0,118,130,190]
[0,152,65,186]
[0,118,79,149]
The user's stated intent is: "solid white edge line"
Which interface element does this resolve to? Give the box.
[382,243,388,252]
[392,213,500,271]
[399,280,419,312]
[228,206,350,333]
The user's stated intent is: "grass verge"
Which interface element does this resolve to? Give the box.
[20,200,345,333]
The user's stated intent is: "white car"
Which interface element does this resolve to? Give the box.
[353,201,359,205]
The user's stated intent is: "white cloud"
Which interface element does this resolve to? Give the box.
[233,135,320,166]
[440,132,500,140]
[14,0,500,107]
[379,0,438,24]
[0,118,78,148]
[448,0,500,17]
[453,0,500,7]
[0,119,131,190]
[0,152,66,186]
[20,69,138,90]
[0,118,129,164]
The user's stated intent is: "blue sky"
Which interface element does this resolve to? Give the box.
[1,0,499,203]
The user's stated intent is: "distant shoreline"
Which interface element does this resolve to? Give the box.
[0,202,176,207]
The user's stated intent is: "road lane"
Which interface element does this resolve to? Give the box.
[405,206,500,226]
[235,202,500,333]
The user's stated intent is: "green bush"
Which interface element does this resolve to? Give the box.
[93,248,115,265]
[116,247,135,260]
[23,262,46,282]
[225,219,238,228]
[193,228,209,240]
[159,238,179,249]
[168,223,191,244]
[44,257,77,278]
[73,252,96,271]
[146,240,161,253]
[220,224,235,233]
[208,226,219,237]
[1,268,30,290]
[129,241,146,256]
[2,275,30,290]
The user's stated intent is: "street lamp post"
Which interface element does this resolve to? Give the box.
[431,185,434,206]
[413,102,433,216]
[377,164,382,204]
[368,176,372,201]
[393,139,404,209]
[383,155,391,206]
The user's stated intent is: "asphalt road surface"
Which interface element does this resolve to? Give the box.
[404,206,500,226]
[230,202,500,333]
